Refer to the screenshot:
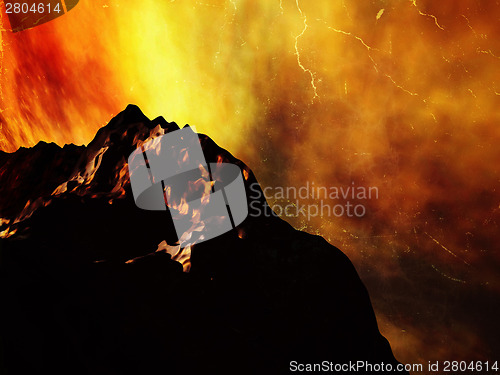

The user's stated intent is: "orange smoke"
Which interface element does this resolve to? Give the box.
[1,0,499,368]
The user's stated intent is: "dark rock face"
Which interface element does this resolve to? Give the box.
[0,105,407,374]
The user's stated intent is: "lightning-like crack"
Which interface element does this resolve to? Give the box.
[317,18,380,74]
[431,265,467,284]
[467,88,477,99]
[477,48,500,60]
[460,17,498,59]
[317,17,424,97]
[321,22,376,52]
[294,0,319,101]
[461,14,487,39]
[411,0,444,30]
[461,15,477,38]
[424,232,471,266]
[385,74,419,96]
[195,2,223,8]
[341,0,352,21]
[213,0,239,66]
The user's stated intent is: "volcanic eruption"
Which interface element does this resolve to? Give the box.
[0,105,408,374]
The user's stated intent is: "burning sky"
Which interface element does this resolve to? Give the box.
[1,0,499,369]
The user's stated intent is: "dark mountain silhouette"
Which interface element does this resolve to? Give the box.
[0,105,408,374]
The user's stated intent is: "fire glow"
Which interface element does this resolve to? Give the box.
[1,0,499,368]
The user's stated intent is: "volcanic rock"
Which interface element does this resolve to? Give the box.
[0,105,407,374]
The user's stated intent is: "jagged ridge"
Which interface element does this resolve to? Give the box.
[0,105,407,375]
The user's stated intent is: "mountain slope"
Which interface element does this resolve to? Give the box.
[0,105,407,374]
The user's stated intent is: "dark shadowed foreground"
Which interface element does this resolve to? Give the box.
[0,105,407,374]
